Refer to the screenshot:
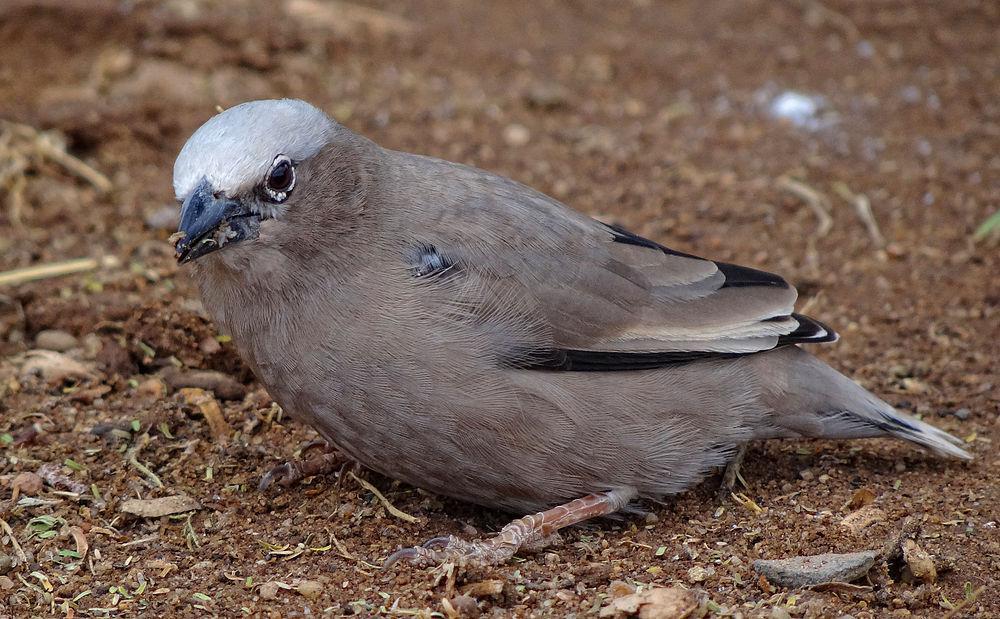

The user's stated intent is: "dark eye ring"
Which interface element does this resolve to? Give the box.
[264,155,295,200]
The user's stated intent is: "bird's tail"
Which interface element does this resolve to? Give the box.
[752,346,972,460]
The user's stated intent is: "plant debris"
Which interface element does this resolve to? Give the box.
[120,495,202,518]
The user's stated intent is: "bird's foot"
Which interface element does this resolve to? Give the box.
[717,443,749,502]
[259,440,344,490]
[385,490,633,568]
[384,534,519,568]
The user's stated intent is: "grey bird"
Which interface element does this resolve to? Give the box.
[171,99,971,566]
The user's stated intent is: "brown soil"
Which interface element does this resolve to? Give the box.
[1,1,997,617]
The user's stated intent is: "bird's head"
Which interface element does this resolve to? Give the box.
[171,99,336,264]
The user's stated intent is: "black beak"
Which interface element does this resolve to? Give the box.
[174,178,261,264]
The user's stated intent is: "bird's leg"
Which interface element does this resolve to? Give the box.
[385,489,634,568]
[259,440,345,490]
[718,443,749,500]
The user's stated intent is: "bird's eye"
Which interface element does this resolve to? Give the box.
[264,155,295,201]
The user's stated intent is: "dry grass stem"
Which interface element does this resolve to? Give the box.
[348,471,420,523]
[832,182,885,247]
[0,517,28,563]
[0,257,99,287]
[777,176,834,238]
[126,434,164,489]
[0,119,111,195]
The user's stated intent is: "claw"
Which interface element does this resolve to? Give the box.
[259,443,346,492]
[383,546,422,569]
[422,536,454,550]
[258,462,299,491]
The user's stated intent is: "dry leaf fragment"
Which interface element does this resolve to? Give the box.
[599,586,702,618]
[19,350,96,384]
[460,579,504,598]
[69,526,89,559]
[120,495,201,518]
[146,559,178,577]
[844,487,876,511]
[179,387,231,441]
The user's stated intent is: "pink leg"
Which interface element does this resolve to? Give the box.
[385,489,635,567]
[258,440,345,490]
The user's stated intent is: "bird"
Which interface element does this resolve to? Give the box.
[171,99,971,567]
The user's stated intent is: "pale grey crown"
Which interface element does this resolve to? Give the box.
[173,99,334,201]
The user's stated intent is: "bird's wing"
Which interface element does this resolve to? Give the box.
[400,160,835,371]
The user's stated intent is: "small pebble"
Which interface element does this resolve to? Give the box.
[259,581,280,600]
[145,205,181,230]
[770,607,792,619]
[953,408,971,420]
[35,329,78,352]
[200,336,222,355]
[524,82,569,109]
[295,580,323,599]
[502,123,531,147]
[448,595,479,617]
[687,565,714,582]
[753,551,879,587]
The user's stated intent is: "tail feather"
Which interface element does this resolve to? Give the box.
[754,346,972,460]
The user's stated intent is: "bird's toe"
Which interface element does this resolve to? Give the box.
[385,535,515,568]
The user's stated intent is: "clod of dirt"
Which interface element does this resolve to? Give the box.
[95,338,137,377]
[902,540,937,583]
[34,329,78,352]
[752,551,879,588]
[120,495,202,518]
[136,376,167,399]
[443,594,479,618]
[18,349,96,384]
[599,585,704,618]
[162,367,246,400]
[841,506,887,533]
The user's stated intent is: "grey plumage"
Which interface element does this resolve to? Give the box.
[173,99,970,522]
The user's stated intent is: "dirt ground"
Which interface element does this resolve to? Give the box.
[1,0,997,616]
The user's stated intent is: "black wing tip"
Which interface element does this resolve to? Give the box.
[604,223,702,259]
[714,261,791,289]
[779,312,839,344]
[604,223,792,291]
